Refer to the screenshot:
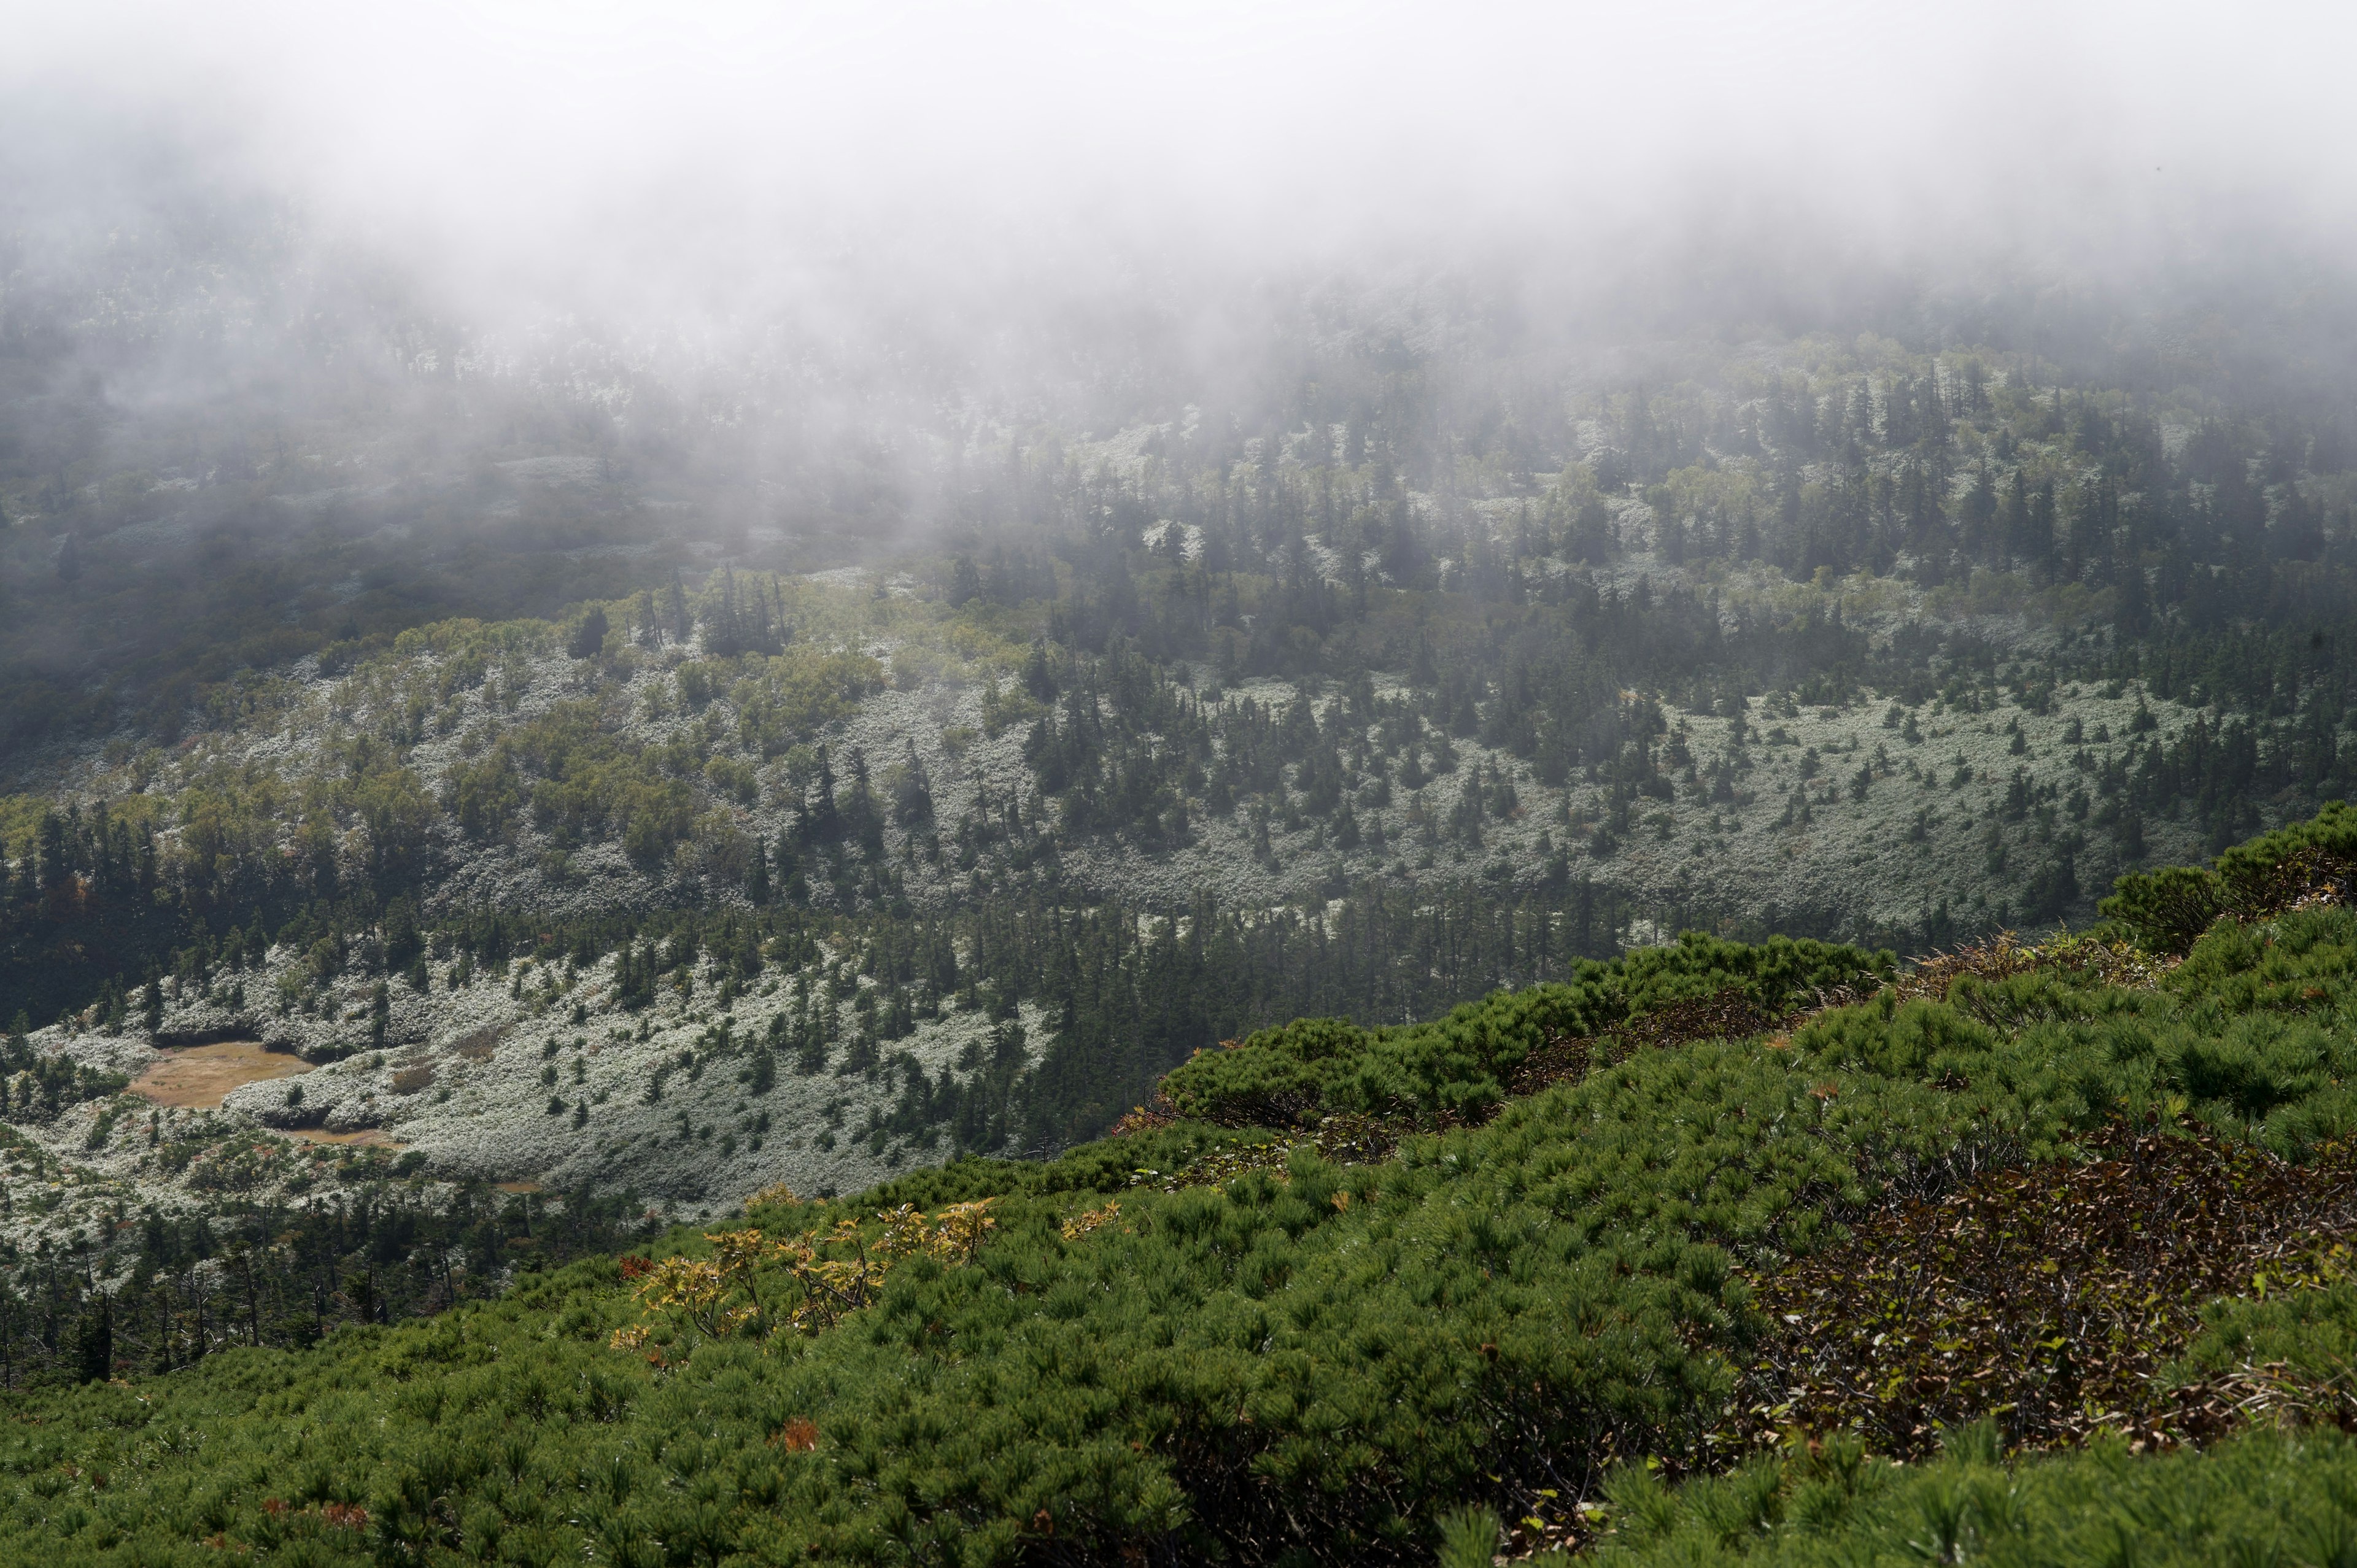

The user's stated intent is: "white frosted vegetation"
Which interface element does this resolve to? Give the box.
[0,568,2274,1274]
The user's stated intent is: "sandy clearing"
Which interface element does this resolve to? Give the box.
[285,1127,406,1148]
[131,1041,311,1109]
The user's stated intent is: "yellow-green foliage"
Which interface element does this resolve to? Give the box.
[174,779,296,889]
[443,701,699,864]
[726,647,885,757]
[0,794,52,849]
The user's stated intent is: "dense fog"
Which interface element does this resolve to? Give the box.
[9,2,2357,477]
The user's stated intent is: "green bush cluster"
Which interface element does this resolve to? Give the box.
[1158,933,1891,1124]
[2102,797,2357,952]
[443,700,703,865]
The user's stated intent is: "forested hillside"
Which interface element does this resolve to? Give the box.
[8,808,2357,1563]
[13,296,2357,1292]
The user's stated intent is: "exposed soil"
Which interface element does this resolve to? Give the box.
[284,1127,405,1148]
[131,1041,311,1109]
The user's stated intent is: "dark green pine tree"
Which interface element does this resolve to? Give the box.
[568,605,608,660]
[72,1294,110,1383]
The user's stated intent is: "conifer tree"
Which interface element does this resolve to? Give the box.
[568,605,608,660]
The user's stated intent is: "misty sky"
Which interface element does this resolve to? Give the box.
[11,0,2349,323]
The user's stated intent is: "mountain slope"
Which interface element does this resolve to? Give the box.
[8,810,2357,1562]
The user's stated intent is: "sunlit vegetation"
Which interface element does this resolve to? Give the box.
[2,812,2357,1560]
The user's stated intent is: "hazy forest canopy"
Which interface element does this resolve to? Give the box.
[13,2,2357,1562]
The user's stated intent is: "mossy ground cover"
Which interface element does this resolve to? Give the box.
[13,816,2357,1562]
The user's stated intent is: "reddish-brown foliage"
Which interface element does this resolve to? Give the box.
[1108,1094,1178,1137]
[1894,930,2173,1006]
[1507,985,1791,1097]
[1733,1128,2357,1460]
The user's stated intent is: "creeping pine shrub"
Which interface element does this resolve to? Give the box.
[1160,932,1889,1126]
[26,811,2357,1566]
[2101,797,2357,953]
[2151,1278,2357,1431]
[1590,1427,2357,1568]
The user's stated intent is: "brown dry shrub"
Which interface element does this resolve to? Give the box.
[1895,929,2174,1006]
[448,1025,505,1061]
[1507,985,1786,1098]
[1108,1094,1178,1137]
[1730,1127,2357,1462]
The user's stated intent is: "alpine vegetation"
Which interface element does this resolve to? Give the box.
[7,4,2357,1562]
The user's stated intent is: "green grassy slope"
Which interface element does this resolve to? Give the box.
[12,811,2357,1564]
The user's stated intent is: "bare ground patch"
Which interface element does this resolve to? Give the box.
[131,1041,311,1109]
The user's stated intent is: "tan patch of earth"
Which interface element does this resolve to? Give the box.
[285,1127,406,1148]
[131,1041,311,1109]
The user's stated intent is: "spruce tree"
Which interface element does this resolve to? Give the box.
[71,1294,110,1383]
[568,605,609,660]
